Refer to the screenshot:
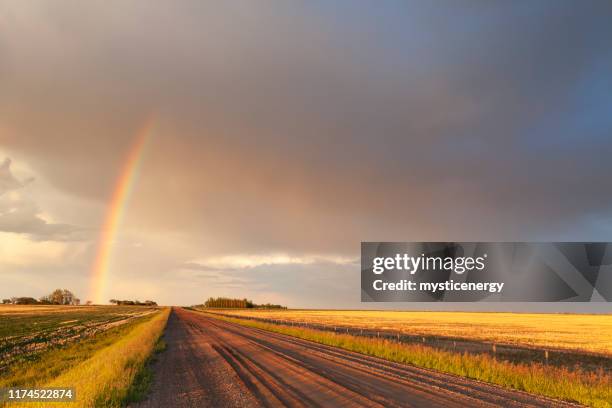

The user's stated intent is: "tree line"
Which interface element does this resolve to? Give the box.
[109,299,158,306]
[1,290,158,307]
[2,289,83,305]
[203,297,285,309]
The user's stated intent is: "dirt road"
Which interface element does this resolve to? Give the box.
[134,308,578,408]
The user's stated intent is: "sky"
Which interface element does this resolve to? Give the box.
[1,1,611,309]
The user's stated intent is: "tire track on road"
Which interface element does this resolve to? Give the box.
[207,317,565,408]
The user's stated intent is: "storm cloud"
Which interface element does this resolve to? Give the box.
[0,1,611,306]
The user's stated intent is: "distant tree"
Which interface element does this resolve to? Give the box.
[74,298,80,306]
[39,296,53,305]
[47,289,76,305]
[2,299,11,304]
[49,289,64,304]
[61,289,75,305]
[14,297,39,305]
[86,300,93,305]
[109,298,156,306]
[203,297,268,309]
[257,303,286,309]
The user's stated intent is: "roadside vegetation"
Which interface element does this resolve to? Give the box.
[209,312,611,408]
[123,336,167,404]
[1,307,169,408]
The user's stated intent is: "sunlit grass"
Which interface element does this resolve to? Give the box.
[211,313,612,408]
[122,335,167,404]
[212,309,612,355]
[4,308,170,408]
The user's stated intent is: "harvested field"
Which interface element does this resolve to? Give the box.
[1,308,169,408]
[209,309,612,356]
[0,305,158,371]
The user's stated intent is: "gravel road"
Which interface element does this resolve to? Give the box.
[132,308,579,408]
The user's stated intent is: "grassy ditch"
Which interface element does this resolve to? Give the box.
[122,335,167,405]
[3,308,170,408]
[210,313,611,408]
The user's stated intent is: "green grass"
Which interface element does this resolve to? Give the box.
[122,336,167,404]
[209,312,612,408]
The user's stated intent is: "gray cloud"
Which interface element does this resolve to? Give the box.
[181,263,240,273]
[0,158,88,241]
[0,1,610,253]
[0,1,611,307]
[0,158,31,194]
[179,259,359,308]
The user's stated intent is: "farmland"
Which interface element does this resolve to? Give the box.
[2,305,610,407]
[0,305,158,371]
[0,305,169,407]
[210,309,612,356]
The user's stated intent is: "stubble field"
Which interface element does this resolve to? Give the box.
[212,309,612,355]
[0,305,169,407]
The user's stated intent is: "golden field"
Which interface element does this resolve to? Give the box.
[213,309,612,355]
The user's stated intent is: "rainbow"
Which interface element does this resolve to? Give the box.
[89,120,154,304]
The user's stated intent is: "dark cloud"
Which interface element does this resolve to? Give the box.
[0,2,611,307]
[0,1,610,253]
